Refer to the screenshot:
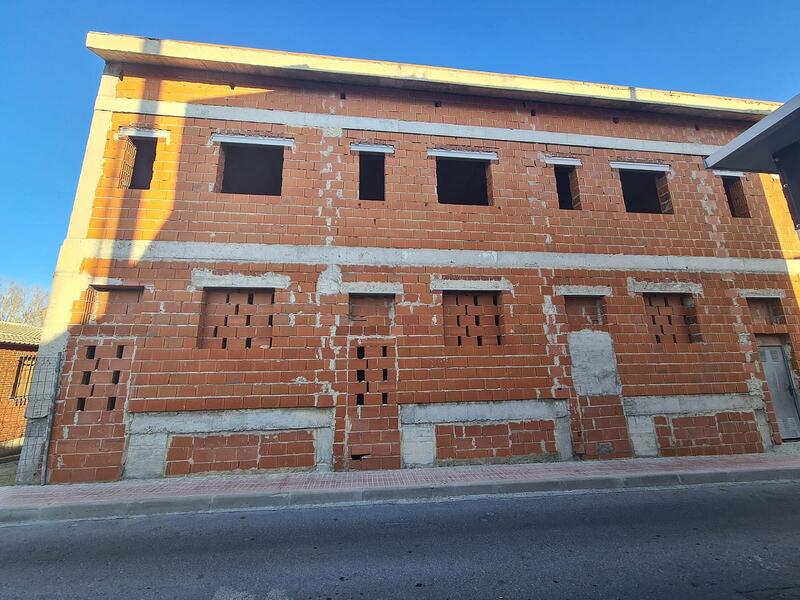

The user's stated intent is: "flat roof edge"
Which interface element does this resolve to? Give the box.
[86,32,781,120]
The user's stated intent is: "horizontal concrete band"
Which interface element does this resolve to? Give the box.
[128,408,334,435]
[628,279,704,295]
[623,394,764,416]
[341,282,403,295]
[399,399,570,424]
[738,288,786,298]
[609,161,672,173]
[190,268,291,289]
[429,278,513,292]
[116,127,171,142]
[427,149,498,160]
[60,239,799,276]
[554,285,613,296]
[350,143,394,154]
[209,133,295,148]
[544,156,582,166]
[96,97,721,157]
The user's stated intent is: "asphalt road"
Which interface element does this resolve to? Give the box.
[2,481,800,600]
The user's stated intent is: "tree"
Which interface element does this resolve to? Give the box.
[0,279,49,327]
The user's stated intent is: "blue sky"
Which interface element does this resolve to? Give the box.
[0,0,798,288]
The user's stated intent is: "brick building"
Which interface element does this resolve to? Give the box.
[0,322,40,456]
[16,32,800,483]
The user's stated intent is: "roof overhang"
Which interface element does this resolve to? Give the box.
[705,92,800,173]
[86,32,780,121]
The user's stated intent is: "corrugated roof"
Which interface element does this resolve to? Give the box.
[0,321,41,346]
[86,32,781,121]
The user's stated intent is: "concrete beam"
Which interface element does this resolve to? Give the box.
[350,143,394,154]
[627,279,703,296]
[427,149,498,161]
[544,156,582,167]
[209,133,294,148]
[429,278,513,292]
[609,161,671,173]
[96,97,723,157]
[190,269,291,290]
[59,239,800,276]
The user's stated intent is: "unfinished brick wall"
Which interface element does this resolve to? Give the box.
[339,295,400,470]
[48,339,131,483]
[436,421,557,462]
[655,412,764,456]
[199,288,274,350]
[165,431,315,475]
[89,65,800,265]
[35,56,800,482]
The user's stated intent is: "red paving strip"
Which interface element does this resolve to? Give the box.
[2,453,800,511]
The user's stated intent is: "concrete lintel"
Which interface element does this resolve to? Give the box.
[544,156,582,167]
[427,149,498,161]
[97,96,723,157]
[628,278,703,296]
[609,161,671,173]
[623,393,763,416]
[400,399,569,424]
[712,169,745,178]
[116,127,171,144]
[128,408,332,435]
[430,278,513,293]
[341,282,403,295]
[190,268,291,290]
[737,288,786,299]
[350,143,394,154]
[554,285,612,297]
[210,133,295,148]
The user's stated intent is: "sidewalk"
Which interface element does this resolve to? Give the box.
[2,453,800,524]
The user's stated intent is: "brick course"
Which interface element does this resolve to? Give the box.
[655,412,764,456]
[436,420,557,462]
[165,430,315,475]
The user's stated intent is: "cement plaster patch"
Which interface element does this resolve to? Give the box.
[567,330,621,396]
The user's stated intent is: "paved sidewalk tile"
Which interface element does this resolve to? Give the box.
[2,453,800,517]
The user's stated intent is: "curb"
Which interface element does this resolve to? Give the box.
[3,466,800,524]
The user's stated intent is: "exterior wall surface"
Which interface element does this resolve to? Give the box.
[0,344,37,453]
[21,49,800,483]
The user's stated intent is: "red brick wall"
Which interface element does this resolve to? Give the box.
[436,420,556,462]
[47,338,131,483]
[0,345,36,446]
[165,430,315,476]
[86,65,799,265]
[655,412,764,456]
[38,62,800,481]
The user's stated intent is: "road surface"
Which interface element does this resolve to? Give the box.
[2,481,800,599]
